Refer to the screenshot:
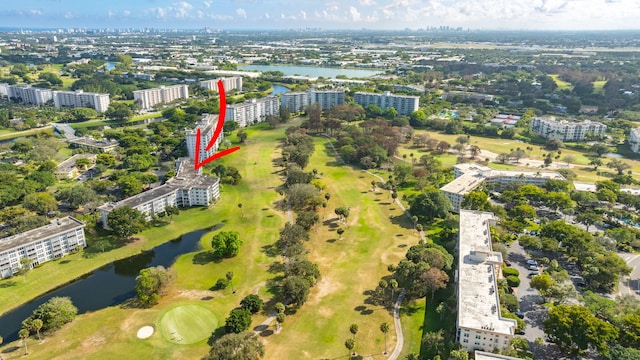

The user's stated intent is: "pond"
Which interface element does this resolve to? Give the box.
[0,229,208,342]
[105,62,116,70]
[270,84,290,96]
[238,64,382,78]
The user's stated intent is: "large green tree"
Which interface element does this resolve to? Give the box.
[24,296,77,331]
[211,231,243,258]
[225,308,253,334]
[409,189,452,222]
[135,266,174,307]
[107,206,148,240]
[205,332,264,360]
[544,304,618,355]
[23,192,57,215]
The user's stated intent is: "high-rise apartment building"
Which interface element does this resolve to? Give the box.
[133,85,189,110]
[628,128,640,153]
[185,113,222,161]
[226,96,280,128]
[201,77,243,93]
[353,91,419,116]
[7,85,53,106]
[281,89,345,112]
[53,90,110,112]
[530,117,607,142]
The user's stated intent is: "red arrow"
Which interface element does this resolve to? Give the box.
[194,80,240,171]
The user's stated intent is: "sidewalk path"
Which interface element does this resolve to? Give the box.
[389,290,407,360]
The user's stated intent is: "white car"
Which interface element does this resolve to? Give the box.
[528,265,539,271]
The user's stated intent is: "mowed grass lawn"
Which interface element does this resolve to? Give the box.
[263,138,422,359]
[1,123,290,358]
[1,123,426,359]
[402,129,640,184]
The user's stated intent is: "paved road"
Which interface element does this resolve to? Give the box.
[388,290,406,360]
[616,252,640,298]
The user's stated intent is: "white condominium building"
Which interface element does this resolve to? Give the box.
[456,210,517,353]
[354,91,419,116]
[0,83,8,97]
[53,90,110,112]
[201,77,243,93]
[226,96,280,128]
[309,89,345,110]
[97,158,220,228]
[0,217,86,279]
[530,117,607,142]
[185,113,223,161]
[7,85,53,106]
[282,92,310,113]
[133,84,189,110]
[629,128,640,153]
[440,163,565,212]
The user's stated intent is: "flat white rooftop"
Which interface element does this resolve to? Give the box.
[475,351,524,360]
[458,210,516,336]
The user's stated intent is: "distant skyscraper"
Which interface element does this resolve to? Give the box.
[201,77,243,93]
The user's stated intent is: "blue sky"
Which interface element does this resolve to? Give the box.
[1,0,639,30]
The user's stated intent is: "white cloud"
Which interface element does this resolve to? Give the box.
[348,6,361,21]
[264,12,270,19]
[359,0,376,5]
[29,9,43,16]
[64,12,73,19]
[123,10,131,17]
[236,8,247,18]
[299,10,307,20]
[203,1,211,8]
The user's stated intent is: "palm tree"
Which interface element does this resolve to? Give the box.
[19,328,29,355]
[238,203,243,218]
[380,322,390,355]
[32,318,43,342]
[389,279,398,301]
[371,180,376,192]
[379,279,388,303]
[226,271,235,293]
[349,324,359,340]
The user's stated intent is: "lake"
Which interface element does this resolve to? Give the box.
[238,65,382,79]
[0,229,208,342]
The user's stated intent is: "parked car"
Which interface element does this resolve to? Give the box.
[515,310,525,319]
[516,330,526,335]
[504,260,512,266]
[528,271,539,278]
[528,265,539,271]
[526,259,538,266]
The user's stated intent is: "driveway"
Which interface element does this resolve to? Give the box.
[507,242,547,352]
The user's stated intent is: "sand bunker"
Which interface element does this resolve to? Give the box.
[137,325,154,339]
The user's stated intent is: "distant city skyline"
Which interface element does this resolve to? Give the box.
[0,0,639,31]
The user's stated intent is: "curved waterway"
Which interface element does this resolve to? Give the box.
[0,229,207,342]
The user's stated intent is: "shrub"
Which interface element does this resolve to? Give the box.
[503,268,520,277]
[506,275,521,287]
[214,278,229,290]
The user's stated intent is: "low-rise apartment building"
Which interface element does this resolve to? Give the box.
[225,96,280,127]
[456,210,517,353]
[354,91,419,116]
[629,128,640,153]
[68,137,119,153]
[0,217,86,279]
[441,163,565,212]
[55,154,97,180]
[530,117,607,142]
[97,158,219,228]
[133,84,189,110]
